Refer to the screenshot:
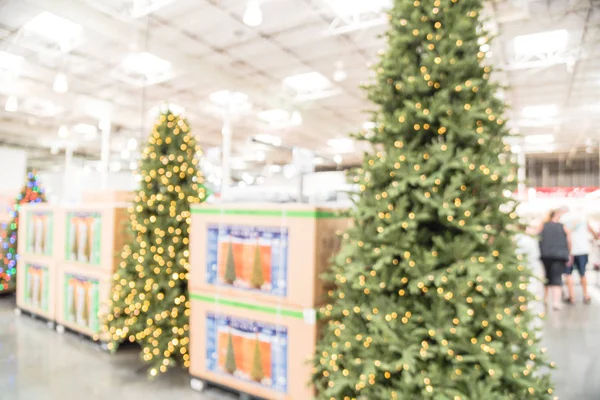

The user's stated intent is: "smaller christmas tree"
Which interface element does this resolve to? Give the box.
[250,337,264,383]
[224,240,237,284]
[225,332,237,374]
[251,242,264,289]
[0,172,46,292]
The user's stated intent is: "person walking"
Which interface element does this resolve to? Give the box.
[539,209,571,310]
[562,208,598,304]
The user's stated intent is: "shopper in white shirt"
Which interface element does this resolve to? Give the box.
[562,208,598,304]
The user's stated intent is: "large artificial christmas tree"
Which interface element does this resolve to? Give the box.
[0,172,46,293]
[103,110,206,376]
[313,0,554,399]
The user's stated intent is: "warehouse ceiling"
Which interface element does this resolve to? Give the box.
[0,0,599,174]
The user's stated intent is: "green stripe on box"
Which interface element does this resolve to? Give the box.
[190,293,305,319]
[190,208,341,219]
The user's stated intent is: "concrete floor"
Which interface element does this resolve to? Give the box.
[1,264,600,399]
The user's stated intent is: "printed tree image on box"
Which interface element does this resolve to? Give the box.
[206,313,288,393]
[206,225,288,296]
[64,274,99,332]
[66,212,101,264]
[25,212,53,256]
[24,264,49,312]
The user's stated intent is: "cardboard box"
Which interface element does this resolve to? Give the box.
[18,204,60,259]
[16,257,57,320]
[189,291,317,400]
[55,265,111,338]
[189,203,349,308]
[62,204,129,273]
[82,190,135,204]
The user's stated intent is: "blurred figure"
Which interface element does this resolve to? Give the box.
[562,207,598,304]
[538,208,571,310]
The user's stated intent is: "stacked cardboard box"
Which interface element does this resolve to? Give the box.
[55,204,129,339]
[189,203,349,399]
[16,202,129,339]
[16,204,59,319]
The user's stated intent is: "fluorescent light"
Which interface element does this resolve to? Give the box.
[259,109,290,123]
[363,121,376,130]
[521,104,558,119]
[0,51,24,73]
[21,97,63,117]
[327,137,354,152]
[524,134,554,145]
[110,161,122,172]
[514,29,568,57]
[72,123,98,140]
[209,90,251,113]
[242,173,254,184]
[127,138,138,150]
[149,102,184,118]
[254,133,282,146]
[325,0,390,17]
[291,111,303,125]
[23,12,83,51]
[98,119,111,131]
[333,61,347,82]
[122,52,171,78]
[4,96,18,112]
[284,72,332,94]
[58,125,69,138]
[243,1,262,27]
[53,73,68,93]
[258,109,302,127]
[334,155,343,164]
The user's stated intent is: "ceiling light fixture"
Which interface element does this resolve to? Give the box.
[127,137,138,150]
[284,72,332,93]
[22,11,83,52]
[513,29,568,58]
[521,104,559,119]
[4,96,18,112]
[291,110,303,125]
[243,0,263,27]
[327,137,354,152]
[363,121,376,130]
[53,72,69,93]
[334,155,343,164]
[524,134,554,145]
[58,125,69,138]
[333,61,347,82]
[0,51,25,73]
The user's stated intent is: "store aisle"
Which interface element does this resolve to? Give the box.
[0,298,232,400]
[2,282,600,399]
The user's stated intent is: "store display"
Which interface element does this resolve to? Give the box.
[55,266,109,337]
[311,0,555,399]
[63,273,100,333]
[16,258,56,320]
[23,263,50,310]
[190,293,317,399]
[0,172,46,293]
[104,110,206,376]
[206,224,288,296]
[66,212,102,265]
[190,204,349,308]
[25,210,53,256]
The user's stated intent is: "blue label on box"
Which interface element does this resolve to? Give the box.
[206,224,288,296]
[206,312,288,393]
